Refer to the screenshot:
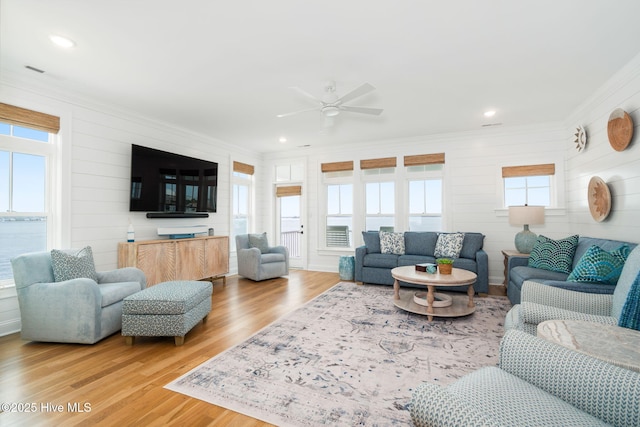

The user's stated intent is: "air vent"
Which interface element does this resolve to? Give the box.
[481,123,503,127]
[297,144,311,148]
[25,65,45,73]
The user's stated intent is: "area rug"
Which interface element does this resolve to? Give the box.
[165,282,511,426]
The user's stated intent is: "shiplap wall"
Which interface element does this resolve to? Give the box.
[262,123,570,285]
[565,54,640,241]
[0,81,261,336]
[2,52,640,336]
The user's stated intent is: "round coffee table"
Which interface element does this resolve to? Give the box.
[391,265,477,321]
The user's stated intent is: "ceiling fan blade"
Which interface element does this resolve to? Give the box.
[290,86,322,104]
[276,107,319,118]
[336,82,375,104]
[340,105,384,116]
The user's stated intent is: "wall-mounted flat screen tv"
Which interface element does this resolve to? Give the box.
[129,144,217,214]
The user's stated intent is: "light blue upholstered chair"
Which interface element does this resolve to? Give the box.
[411,330,640,426]
[235,233,289,281]
[11,249,146,344]
[505,244,640,335]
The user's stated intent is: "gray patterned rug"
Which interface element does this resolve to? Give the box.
[165,282,511,426]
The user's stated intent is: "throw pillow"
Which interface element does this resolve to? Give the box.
[528,234,579,274]
[567,244,631,286]
[618,271,640,331]
[249,232,270,253]
[380,232,405,255]
[434,232,465,258]
[51,246,99,282]
[362,231,382,253]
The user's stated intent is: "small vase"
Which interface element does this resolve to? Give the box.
[438,264,452,274]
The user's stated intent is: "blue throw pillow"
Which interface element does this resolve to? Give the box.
[249,232,269,253]
[528,234,579,274]
[618,271,640,331]
[362,231,381,253]
[567,244,630,286]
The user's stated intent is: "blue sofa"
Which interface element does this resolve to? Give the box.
[355,231,488,294]
[507,236,637,304]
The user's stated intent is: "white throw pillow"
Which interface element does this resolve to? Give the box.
[434,232,465,258]
[380,232,405,255]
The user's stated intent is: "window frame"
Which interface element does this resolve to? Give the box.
[0,125,56,286]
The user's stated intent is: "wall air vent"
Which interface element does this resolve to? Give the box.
[25,65,45,73]
[481,123,503,127]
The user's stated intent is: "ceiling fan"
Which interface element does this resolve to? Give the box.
[277,81,383,127]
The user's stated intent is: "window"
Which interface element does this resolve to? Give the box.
[365,181,395,231]
[405,153,445,231]
[326,183,353,247]
[504,176,550,206]
[0,122,56,285]
[502,164,555,207]
[408,178,442,231]
[322,161,354,248]
[232,161,253,251]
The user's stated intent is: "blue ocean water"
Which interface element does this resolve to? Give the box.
[0,219,47,280]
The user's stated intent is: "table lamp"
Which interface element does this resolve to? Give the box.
[508,205,545,253]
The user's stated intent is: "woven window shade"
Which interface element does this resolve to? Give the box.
[502,163,555,178]
[404,153,445,166]
[321,161,354,173]
[276,185,302,197]
[0,103,60,134]
[233,161,255,175]
[360,157,397,170]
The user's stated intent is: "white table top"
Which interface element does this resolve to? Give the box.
[537,319,640,372]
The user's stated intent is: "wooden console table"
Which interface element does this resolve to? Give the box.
[118,235,229,287]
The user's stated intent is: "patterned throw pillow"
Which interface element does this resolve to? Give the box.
[528,234,579,274]
[249,232,270,253]
[434,232,465,258]
[380,232,405,255]
[51,246,99,282]
[619,271,640,331]
[567,244,631,286]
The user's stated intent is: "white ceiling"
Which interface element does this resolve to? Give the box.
[3,1,640,153]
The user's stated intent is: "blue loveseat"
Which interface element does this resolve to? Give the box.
[354,231,489,294]
[507,236,637,305]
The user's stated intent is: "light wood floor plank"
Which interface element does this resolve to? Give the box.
[0,270,340,426]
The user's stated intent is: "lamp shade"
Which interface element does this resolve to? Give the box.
[508,205,545,226]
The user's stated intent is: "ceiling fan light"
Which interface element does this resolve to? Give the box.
[323,106,340,117]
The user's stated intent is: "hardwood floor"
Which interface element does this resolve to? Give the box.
[0,270,340,427]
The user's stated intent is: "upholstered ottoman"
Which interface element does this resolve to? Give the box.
[122,280,212,346]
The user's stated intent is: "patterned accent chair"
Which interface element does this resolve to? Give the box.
[235,233,289,281]
[11,249,146,344]
[411,330,640,427]
[505,244,640,334]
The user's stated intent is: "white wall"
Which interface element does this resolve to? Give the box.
[2,51,640,336]
[262,123,570,285]
[0,80,261,336]
[565,54,640,242]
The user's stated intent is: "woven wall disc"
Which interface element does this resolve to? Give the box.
[607,108,633,151]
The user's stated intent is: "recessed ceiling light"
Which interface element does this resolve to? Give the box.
[49,35,76,49]
[279,137,287,143]
[484,110,497,117]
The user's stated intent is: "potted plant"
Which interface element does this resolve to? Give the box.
[436,258,453,274]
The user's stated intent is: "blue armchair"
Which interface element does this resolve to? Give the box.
[11,249,146,344]
[235,233,289,281]
[411,330,640,427]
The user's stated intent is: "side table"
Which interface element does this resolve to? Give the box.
[502,249,529,286]
[537,319,640,372]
